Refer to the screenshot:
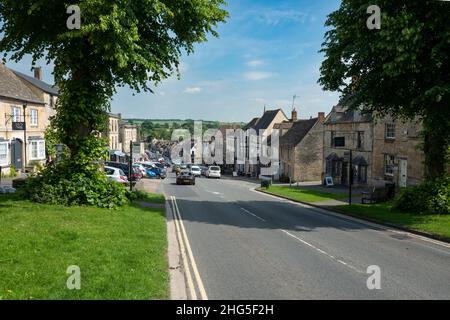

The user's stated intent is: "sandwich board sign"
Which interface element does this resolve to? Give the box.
[325,176,334,187]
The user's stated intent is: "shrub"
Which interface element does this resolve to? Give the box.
[394,175,450,215]
[25,162,129,209]
[1,165,18,178]
[261,180,271,189]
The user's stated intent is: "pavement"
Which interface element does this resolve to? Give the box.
[162,173,450,300]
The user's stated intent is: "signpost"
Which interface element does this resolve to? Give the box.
[129,140,133,192]
[343,150,353,205]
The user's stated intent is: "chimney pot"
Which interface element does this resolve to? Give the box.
[34,67,42,80]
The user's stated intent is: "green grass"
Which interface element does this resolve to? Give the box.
[259,186,349,203]
[0,193,169,300]
[335,202,450,240]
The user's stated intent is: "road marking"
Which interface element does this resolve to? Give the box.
[169,197,197,300]
[171,196,209,300]
[240,207,267,222]
[253,188,450,250]
[281,229,364,274]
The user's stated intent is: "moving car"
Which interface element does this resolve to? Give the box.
[206,166,221,179]
[104,166,128,184]
[191,165,202,177]
[176,171,196,185]
[200,166,208,176]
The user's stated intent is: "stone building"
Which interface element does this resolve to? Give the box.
[106,113,121,151]
[279,112,325,182]
[0,64,56,173]
[120,121,139,153]
[323,105,373,186]
[371,115,424,188]
[243,109,288,178]
[323,104,425,187]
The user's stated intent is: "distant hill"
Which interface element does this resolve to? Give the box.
[124,119,245,127]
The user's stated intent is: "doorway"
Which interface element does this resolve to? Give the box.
[11,139,23,170]
[399,159,407,188]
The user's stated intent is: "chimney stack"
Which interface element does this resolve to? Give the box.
[291,109,298,122]
[318,112,325,122]
[34,67,42,80]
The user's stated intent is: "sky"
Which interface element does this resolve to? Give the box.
[5,0,342,122]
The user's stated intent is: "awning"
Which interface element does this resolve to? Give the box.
[353,155,368,166]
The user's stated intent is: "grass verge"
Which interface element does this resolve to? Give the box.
[335,203,450,240]
[0,192,169,300]
[258,185,349,203]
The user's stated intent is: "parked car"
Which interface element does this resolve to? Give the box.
[104,166,128,184]
[133,163,147,177]
[176,171,196,185]
[206,166,221,179]
[200,166,208,176]
[191,166,202,177]
[105,162,142,181]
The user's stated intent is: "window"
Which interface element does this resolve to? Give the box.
[333,137,346,147]
[385,123,396,139]
[330,131,335,147]
[30,109,38,126]
[30,140,46,160]
[0,143,7,164]
[39,141,45,159]
[12,106,21,122]
[357,131,364,149]
[384,154,395,176]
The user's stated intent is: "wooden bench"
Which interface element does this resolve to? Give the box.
[361,186,388,204]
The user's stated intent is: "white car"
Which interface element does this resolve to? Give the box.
[191,166,202,177]
[105,166,128,184]
[206,166,221,179]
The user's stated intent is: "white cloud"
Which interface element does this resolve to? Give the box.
[183,87,202,94]
[254,9,309,26]
[243,71,275,81]
[247,59,264,67]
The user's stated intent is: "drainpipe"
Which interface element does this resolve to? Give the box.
[23,102,27,170]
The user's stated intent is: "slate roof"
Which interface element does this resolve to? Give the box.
[13,70,59,96]
[243,117,260,130]
[254,109,287,131]
[0,64,45,104]
[280,118,318,147]
[324,105,372,124]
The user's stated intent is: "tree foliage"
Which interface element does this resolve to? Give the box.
[0,0,228,206]
[319,0,450,178]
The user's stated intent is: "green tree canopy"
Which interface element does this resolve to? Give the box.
[0,0,227,207]
[319,0,450,178]
[0,0,228,161]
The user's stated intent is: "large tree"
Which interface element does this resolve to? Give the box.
[319,0,450,179]
[0,0,227,206]
[0,0,227,164]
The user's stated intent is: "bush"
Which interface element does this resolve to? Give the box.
[261,179,271,189]
[25,162,129,209]
[394,175,450,215]
[1,165,18,178]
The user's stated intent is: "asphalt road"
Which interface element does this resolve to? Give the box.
[163,174,450,300]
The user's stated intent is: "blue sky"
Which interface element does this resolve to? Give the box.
[5,0,341,122]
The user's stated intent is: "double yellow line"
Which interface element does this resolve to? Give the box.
[170,196,208,300]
